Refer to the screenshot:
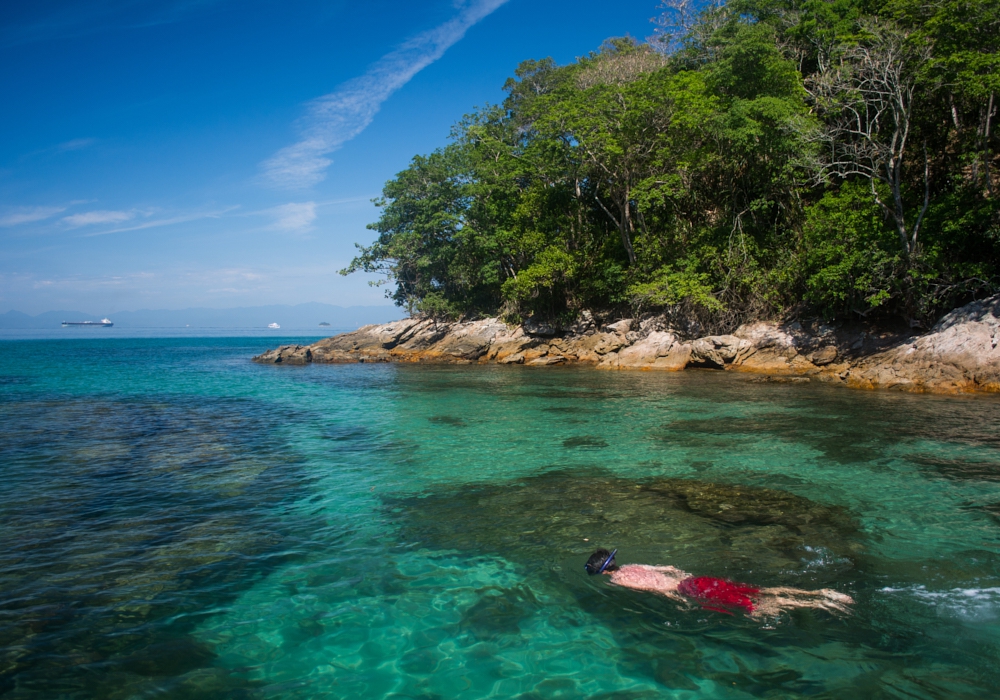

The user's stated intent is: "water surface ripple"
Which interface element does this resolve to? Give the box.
[2,337,999,699]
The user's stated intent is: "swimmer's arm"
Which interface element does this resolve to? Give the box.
[643,565,692,578]
[610,579,686,602]
[608,567,688,601]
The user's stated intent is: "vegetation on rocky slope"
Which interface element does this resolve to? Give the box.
[343,0,999,332]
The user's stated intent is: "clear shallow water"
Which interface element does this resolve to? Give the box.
[2,337,1000,699]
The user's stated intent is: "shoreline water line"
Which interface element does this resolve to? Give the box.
[254,293,1000,396]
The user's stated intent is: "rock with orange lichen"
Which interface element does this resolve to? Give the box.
[845,295,1000,393]
[253,294,1000,395]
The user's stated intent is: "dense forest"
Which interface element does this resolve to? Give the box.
[343,0,999,332]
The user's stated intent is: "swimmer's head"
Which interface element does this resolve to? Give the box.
[585,548,618,575]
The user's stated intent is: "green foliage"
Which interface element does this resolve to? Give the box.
[501,247,576,319]
[343,1,999,329]
[629,265,724,313]
[802,182,903,317]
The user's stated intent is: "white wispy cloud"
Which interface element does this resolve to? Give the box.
[62,210,135,227]
[0,206,66,227]
[55,138,96,152]
[269,202,317,234]
[261,0,510,189]
[82,206,239,236]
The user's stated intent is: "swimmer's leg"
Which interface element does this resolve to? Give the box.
[752,587,853,617]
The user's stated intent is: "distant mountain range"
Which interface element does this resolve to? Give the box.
[0,303,405,329]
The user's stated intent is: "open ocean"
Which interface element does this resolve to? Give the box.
[2,335,1000,699]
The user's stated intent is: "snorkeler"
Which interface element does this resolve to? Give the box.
[585,549,853,617]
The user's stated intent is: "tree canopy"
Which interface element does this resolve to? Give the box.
[343,0,999,331]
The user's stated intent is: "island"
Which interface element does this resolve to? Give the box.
[258,5,998,397]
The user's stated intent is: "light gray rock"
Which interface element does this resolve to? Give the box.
[847,294,1000,392]
[605,319,633,334]
[616,331,682,369]
[809,346,838,366]
[523,318,557,336]
[252,294,1000,394]
[566,310,595,334]
[253,344,313,365]
[689,335,751,368]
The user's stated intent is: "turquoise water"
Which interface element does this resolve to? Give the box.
[2,337,1000,699]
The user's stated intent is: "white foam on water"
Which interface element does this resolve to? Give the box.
[881,585,1000,622]
[799,545,850,570]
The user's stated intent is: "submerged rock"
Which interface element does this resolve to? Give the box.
[382,470,861,576]
[252,295,1000,394]
[428,415,467,427]
[120,638,217,677]
[561,435,609,449]
[0,396,314,698]
[908,454,1000,482]
[642,480,849,531]
[458,585,541,641]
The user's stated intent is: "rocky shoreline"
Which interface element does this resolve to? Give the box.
[254,295,1000,394]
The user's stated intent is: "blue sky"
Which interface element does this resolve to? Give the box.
[1,0,663,314]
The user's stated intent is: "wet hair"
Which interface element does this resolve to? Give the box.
[585,548,618,575]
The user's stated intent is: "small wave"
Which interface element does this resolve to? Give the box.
[799,545,850,570]
[882,585,1000,622]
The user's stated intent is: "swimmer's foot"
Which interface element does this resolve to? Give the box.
[815,589,853,614]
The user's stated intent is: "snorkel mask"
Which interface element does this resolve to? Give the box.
[599,549,618,573]
[586,548,617,575]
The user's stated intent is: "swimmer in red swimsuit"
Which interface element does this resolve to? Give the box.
[585,549,852,617]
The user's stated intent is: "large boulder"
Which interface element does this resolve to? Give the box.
[305,318,431,363]
[484,326,538,364]
[604,319,634,334]
[391,318,507,362]
[613,331,688,370]
[730,323,800,371]
[522,318,558,337]
[846,294,1000,392]
[688,335,751,368]
[564,331,628,364]
[252,344,313,364]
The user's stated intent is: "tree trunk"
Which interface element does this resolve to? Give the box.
[621,197,638,265]
[985,91,995,198]
[594,194,637,265]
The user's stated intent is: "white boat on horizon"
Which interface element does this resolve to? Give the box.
[268,322,280,329]
[62,318,113,327]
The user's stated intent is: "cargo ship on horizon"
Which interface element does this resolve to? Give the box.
[62,318,113,327]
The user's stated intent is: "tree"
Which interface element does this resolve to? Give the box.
[805,20,933,257]
[339,146,495,318]
[341,9,999,328]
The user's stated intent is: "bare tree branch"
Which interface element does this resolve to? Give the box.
[803,20,932,257]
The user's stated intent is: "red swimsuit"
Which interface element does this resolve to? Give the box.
[678,576,759,614]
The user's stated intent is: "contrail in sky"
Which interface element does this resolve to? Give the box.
[262,0,511,189]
